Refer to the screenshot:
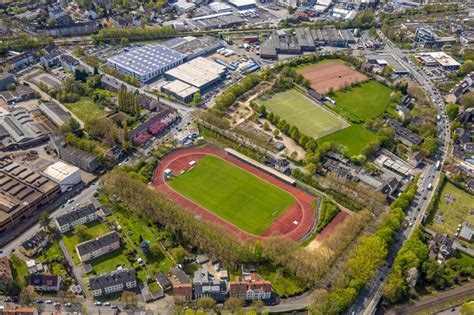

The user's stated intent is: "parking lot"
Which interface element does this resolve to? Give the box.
[30,71,63,89]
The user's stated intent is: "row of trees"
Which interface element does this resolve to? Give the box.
[214,73,261,113]
[118,85,141,116]
[259,104,318,152]
[102,171,370,287]
[310,178,419,314]
[94,25,178,43]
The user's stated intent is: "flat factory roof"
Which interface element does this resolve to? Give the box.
[162,80,199,98]
[42,161,80,182]
[416,52,460,67]
[107,45,184,76]
[165,57,226,89]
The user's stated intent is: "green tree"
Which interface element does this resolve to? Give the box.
[446,103,460,120]
[272,128,280,138]
[460,91,474,108]
[196,297,216,311]
[6,82,16,91]
[192,92,202,105]
[76,225,91,242]
[171,247,188,264]
[224,297,244,312]
[39,212,51,230]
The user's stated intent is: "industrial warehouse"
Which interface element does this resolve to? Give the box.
[260,28,356,59]
[106,44,185,83]
[166,57,227,91]
[0,158,61,233]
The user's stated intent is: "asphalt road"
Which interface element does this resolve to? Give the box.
[0,184,97,257]
[347,31,452,315]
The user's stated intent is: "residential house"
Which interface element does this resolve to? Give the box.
[408,151,423,168]
[459,222,473,243]
[429,233,453,261]
[26,260,44,274]
[30,274,61,291]
[60,55,80,72]
[0,256,12,282]
[156,271,172,292]
[89,268,137,297]
[193,268,228,302]
[40,47,61,68]
[55,204,98,233]
[75,231,121,263]
[386,119,423,146]
[229,274,272,301]
[20,230,50,257]
[171,267,193,300]
[173,283,193,300]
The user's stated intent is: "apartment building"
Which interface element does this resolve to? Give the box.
[89,268,137,297]
[55,204,98,233]
[75,231,120,263]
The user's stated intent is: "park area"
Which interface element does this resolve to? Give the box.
[328,80,393,122]
[258,89,349,139]
[168,155,296,235]
[429,182,474,245]
[298,60,368,94]
[64,96,105,124]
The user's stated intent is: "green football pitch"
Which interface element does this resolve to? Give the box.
[259,89,348,138]
[168,155,296,235]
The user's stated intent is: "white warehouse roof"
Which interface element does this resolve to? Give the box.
[165,57,226,89]
[42,161,81,183]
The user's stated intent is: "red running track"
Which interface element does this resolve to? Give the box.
[151,146,316,241]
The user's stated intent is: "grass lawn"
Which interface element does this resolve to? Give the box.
[317,124,377,156]
[329,80,392,122]
[168,155,296,235]
[64,96,105,124]
[62,221,110,265]
[10,255,29,287]
[259,89,348,139]
[429,182,474,244]
[111,210,174,274]
[89,248,132,274]
[36,241,63,262]
[258,264,305,297]
[453,250,474,268]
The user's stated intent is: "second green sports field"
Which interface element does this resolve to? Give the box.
[168,155,296,235]
[258,89,349,138]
